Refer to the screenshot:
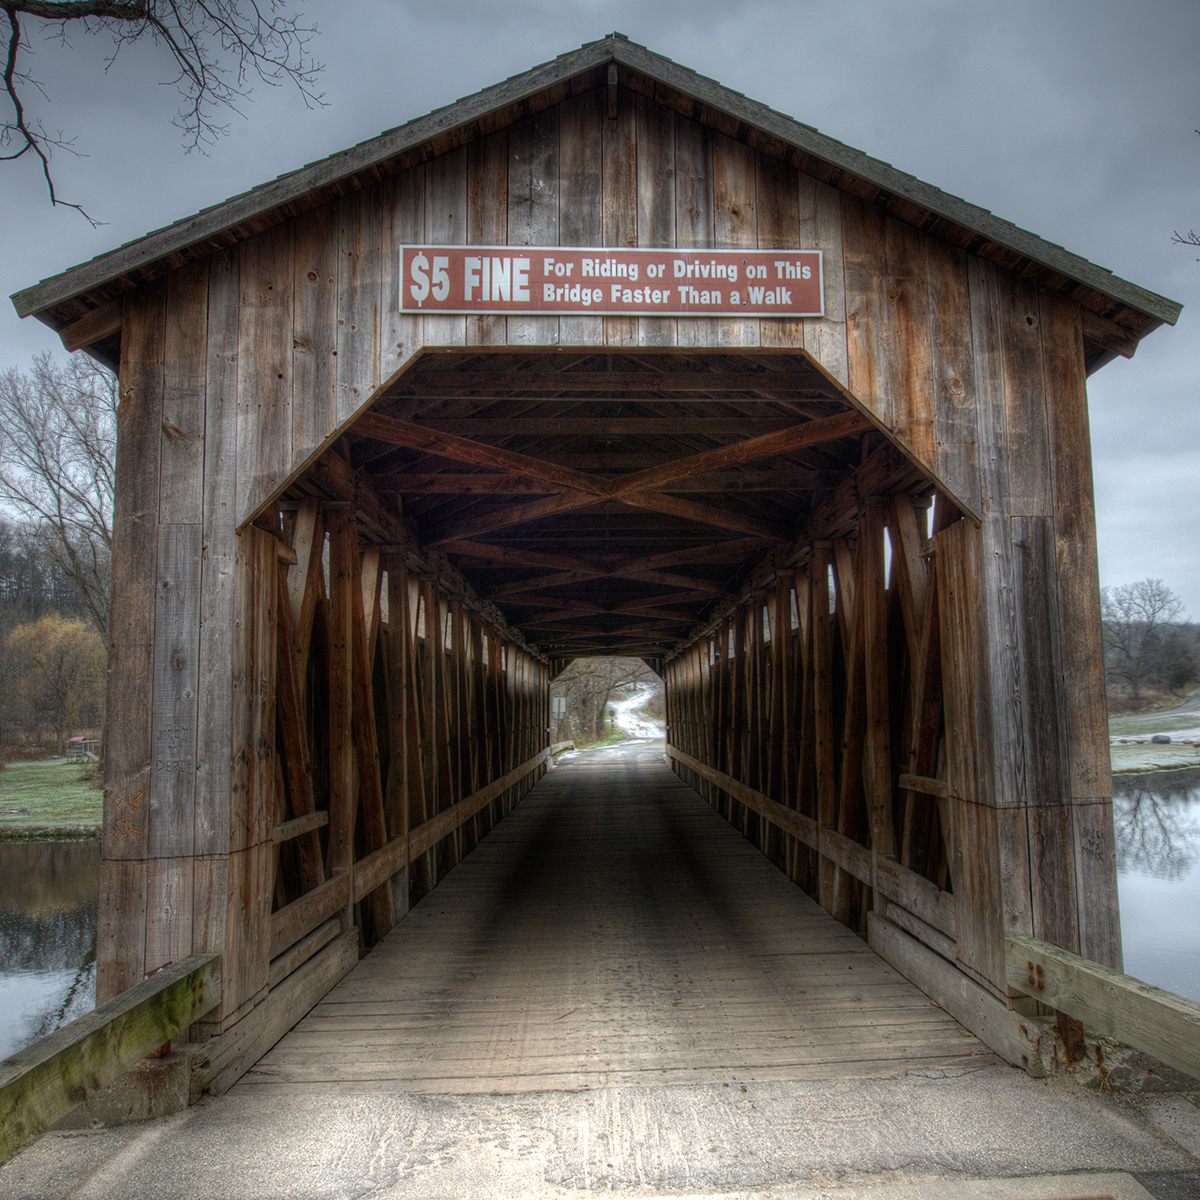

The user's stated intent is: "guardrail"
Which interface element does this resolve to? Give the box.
[0,954,220,1163]
[1005,936,1200,1080]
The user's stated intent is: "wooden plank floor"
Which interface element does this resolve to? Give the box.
[239,742,1000,1095]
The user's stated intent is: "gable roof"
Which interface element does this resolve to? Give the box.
[11,32,1181,357]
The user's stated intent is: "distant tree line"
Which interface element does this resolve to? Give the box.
[0,354,114,757]
[1102,579,1199,707]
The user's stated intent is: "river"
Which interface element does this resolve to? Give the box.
[1,770,1197,1061]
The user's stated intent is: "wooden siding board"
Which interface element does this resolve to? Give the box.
[674,115,715,349]
[105,281,165,866]
[195,248,239,859]
[423,145,469,350]
[149,523,203,859]
[636,93,677,347]
[467,131,511,347]
[507,108,561,346]
[236,224,293,523]
[291,204,339,465]
[557,93,604,347]
[335,186,384,428]
[967,255,1026,810]
[882,216,935,468]
[1042,293,1112,805]
[710,131,758,348]
[602,87,638,347]
[926,240,981,514]
[841,194,891,431]
[381,166,426,382]
[804,179,849,389]
[160,262,208,524]
[998,274,1053,518]
[755,150,802,352]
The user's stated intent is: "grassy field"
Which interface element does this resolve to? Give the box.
[1108,705,1200,773]
[0,760,102,838]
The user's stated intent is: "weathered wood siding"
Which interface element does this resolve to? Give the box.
[100,82,1117,1041]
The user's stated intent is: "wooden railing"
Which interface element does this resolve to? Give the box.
[1006,936,1200,1080]
[0,955,220,1163]
[268,749,549,979]
[666,744,955,938]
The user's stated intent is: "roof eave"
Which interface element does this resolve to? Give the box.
[11,32,1183,333]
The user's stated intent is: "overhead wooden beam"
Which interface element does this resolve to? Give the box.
[610,537,775,573]
[404,416,815,435]
[401,370,843,394]
[608,411,874,496]
[622,490,791,540]
[354,411,603,494]
[59,298,122,353]
[1080,309,1139,360]
[437,540,607,574]
[375,469,837,494]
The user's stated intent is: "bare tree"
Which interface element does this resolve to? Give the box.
[1102,578,1187,703]
[2,0,323,219]
[1172,129,1199,259]
[0,352,115,639]
[552,656,660,746]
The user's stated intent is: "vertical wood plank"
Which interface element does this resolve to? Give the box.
[96,860,147,1003]
[105,281,165,869]
[999,274,1053,518]
[558,93,603,347]
[325,508,357,882]
[637,93,676,347]
[508,108,560,346]
[149,523,202,859]
[291,203,339,464]
[380,165,425,384]
[711,131,758,348]
[195,249,239,997]
[860,504,895,859]
[883,217,935,468]
[841,194,891,430]
[467,131,510,347]
[160,262,208,525]
[424,145,469,350]
[336,185,384,428]
[602,88,637,347]
[756,151,802,351]
[236,223,293,523]
[926,240,981,515]
[674,114,714,349]
[804,179,849,386]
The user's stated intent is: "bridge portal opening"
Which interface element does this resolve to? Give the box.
[257,347,957,982]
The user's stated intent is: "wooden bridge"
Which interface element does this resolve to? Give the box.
[240,741,996,1096]
[5,32,1190,1160]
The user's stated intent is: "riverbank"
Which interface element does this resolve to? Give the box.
[0,760,102,841]
[1110,703,1200,774]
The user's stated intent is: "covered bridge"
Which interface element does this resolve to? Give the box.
[11,33,1181,1094]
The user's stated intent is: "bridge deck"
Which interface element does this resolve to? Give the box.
[239,742,999,1095]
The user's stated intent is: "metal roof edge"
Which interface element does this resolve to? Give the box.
[11,32,1183,329]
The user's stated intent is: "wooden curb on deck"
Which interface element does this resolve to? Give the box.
[0,954,220,1163]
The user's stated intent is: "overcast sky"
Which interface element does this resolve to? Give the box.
[3,0,1198,611]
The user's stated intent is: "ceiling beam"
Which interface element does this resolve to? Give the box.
[400,371,840,394]
[401,416,812,435]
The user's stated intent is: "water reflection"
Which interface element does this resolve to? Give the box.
[0,840,99,1060]
[1113,769,1200,1004]
[1113,768,1200,880]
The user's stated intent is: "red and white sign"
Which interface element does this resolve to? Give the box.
[399,246,823,318]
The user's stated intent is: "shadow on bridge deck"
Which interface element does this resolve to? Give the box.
[239,741,999,1095]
